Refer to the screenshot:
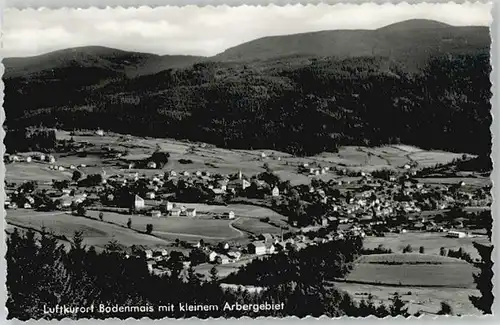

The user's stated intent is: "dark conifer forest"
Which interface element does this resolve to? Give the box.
[3,21,492,159]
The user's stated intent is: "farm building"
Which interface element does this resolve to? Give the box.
[134,195,145,210]
[146,192,156,199]
[47,155,56,163]
[271,186,280,197]
[144,250,153,259]
[149,210,162,218]
[147,161,157,169]
[185,208,197,217]
[170,208,182,216]
[96,129,104,136]
[248,242,266,255]
[227,251,241,261]
[160,201,173,211]
[209,251,218,262]
[169,170,177,177]
[25,156,32,163]
[37,153,46,161]
[447,231,466,238]
[223,211,235,220]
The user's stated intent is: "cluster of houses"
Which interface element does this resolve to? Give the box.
[4,152,56,164]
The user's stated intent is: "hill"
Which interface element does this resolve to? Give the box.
[215,20,489,71]
[3,20,492,159]
[3,45,206,79]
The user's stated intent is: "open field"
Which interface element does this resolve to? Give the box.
[44,131,478,183]
[5,162,73,184]
[5,209,169,249]
[363,232,490,260]
[416,177,490,187]
[343,254,478,288]
[231,217,283,235]
[85,210,241,241]
[356,253,466,264]
[333,282,480,315]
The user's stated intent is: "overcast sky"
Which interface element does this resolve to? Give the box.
[2,2,492,58]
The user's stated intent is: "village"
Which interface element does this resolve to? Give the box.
[3,129,492,279]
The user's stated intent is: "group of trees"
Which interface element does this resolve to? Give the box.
[5,53,491,159]
[5,229,405,320]
[4,127,57,154]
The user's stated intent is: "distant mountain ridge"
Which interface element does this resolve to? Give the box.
[214,19,488,68]
[3,19,490,78]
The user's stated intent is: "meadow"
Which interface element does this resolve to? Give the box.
[85,210,241,241]
[5,209,169,249]
[363,232,490,260]
[343,254,478,288]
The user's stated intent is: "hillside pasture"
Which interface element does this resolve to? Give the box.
[356,253,463,264]
[344,254,477,288]
[231,217,283,235]
[6,162,72,184]
[85,210,241,241]
[409,151,468,167]
[363,232,490,260]
[5,209,168,249]
[416,177,490,188]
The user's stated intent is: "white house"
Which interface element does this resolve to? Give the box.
[147,161,157,169]
[96,129,104,136]
[242,179,251,190]
[224,211,235,220]
[186,208,197,217]
[170,208,181,216]
[134,195,145,210]
[48,155,56,163]
[161,201,174,211]
[209,251,218,262]
[272,186,280,197]
[25,156,32,163]
[144,250,153,259]
[146,192,156,200]
[248,241,266,255]
[149,210,161,218]
[447,230,466,238]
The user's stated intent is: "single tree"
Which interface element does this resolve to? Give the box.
[127,218,132,229]
[146,224,153,234]
[76,205,86,217]
[389,293,409,317]
[72,170,82,182]
[438,301,453,315]
[209,266,219,284]
[440,247,447,256]
[99,212,104,221]
[402,244,413,253]
[419,246,425,254]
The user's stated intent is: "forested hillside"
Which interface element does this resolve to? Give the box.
[3,20,492,158]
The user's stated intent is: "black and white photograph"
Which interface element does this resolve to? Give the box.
[2,2,494,319]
